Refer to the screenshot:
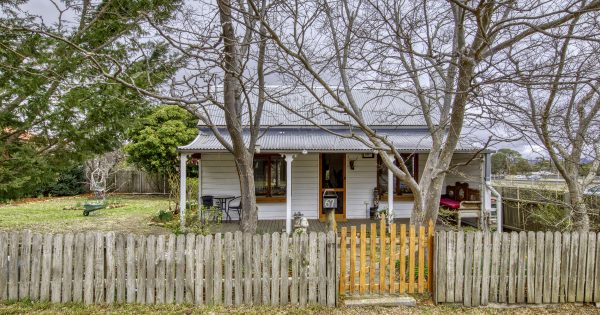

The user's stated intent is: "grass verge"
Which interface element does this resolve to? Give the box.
[0,300,598,315]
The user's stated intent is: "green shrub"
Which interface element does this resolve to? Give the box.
[157,205,221,235]
[182,205,222,235]
[165,221,185,235]
[526,203,571,231]
[41,165,87,197]
[1,164,87,202]
[154,210,174,222]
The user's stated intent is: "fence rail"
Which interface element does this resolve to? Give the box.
[0,230,336,306]
[434,230,600,306]
[339,219,434,296]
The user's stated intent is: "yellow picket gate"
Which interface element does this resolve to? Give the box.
[339,218,434,296]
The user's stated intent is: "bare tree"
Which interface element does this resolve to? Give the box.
[253,0,600,226]
[483,13,600,231]
[3,0,276,233]
[85,151,124,199]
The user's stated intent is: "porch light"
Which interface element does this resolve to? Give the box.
[302,149,308,155]
[254,144,261,154]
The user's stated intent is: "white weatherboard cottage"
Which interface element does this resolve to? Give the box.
[177,89,501,233]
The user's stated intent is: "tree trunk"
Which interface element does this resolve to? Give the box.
[219,0,259,234]
[410,168,446,227]
[566,182,590,231]
[557,158,590,232]
[571,200,590,232]
[422,176,446,225]
[410,190,427,226]
[411,57,475,227]
[235,154,258,233]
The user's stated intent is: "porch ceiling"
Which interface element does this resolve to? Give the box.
[178,128,489,154]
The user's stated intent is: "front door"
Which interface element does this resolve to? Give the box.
[319,153,346,221]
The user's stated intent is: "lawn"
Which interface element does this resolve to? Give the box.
[0,195,171,235]
[0,301,598,315]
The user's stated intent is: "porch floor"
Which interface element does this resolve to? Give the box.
[208,218,411,235]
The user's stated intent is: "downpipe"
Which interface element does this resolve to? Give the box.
[485,181,503,232]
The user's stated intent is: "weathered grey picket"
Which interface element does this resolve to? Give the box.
[434,230,600,306]
[0,230,336,306]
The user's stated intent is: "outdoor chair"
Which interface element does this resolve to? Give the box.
[201,195,214,207]
[228,196,242,221]
[440,182,482,227]
[201,195,214,222]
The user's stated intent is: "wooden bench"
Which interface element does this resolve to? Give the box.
[443,182,482,227]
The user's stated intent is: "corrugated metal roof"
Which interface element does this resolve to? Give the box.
[200,87,429,127]
[178,128,483,153]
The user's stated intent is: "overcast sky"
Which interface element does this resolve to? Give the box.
[23,1,66,22]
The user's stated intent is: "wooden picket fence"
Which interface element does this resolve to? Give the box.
[434,230,600,306]
[0,230,336,306]
[338,219,434,296]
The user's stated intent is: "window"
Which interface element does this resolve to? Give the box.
[254,154,286,199]
[377,154,418,199]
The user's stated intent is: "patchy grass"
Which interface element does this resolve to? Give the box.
[0,301,326,314]
[0,195,171,235]
[0,300,598,315]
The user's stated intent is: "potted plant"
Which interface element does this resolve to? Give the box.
[375,208,388,220]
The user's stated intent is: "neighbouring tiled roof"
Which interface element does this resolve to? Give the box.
[178,127,485,153]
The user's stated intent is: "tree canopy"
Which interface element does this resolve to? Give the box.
[491,149,532,175]
[125,106,197,175]
[0,0,180,200]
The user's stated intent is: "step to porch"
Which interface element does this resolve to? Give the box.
[343,295,416,307]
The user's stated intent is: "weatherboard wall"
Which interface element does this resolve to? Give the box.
[198,152,483,220]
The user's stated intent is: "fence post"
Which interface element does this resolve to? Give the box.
[270,232,280,306]
[298,233,307,305]
[318,232,327,305]
[30,233,43,301]
[349,227,356,294]
[399,224,406,294]
[359,225,366,295]
[379,218,387,293]
[234,231,243,306]
[339,227,346,296]
[408,225,416,294]
[105,232,115,304]
[446,231,455,303]
[481,232,491,306]
[326,231,336,307]
[471,231,483,307]
[455,231,465,303]
[94,232,105,303]
[19,230,32,300]
[428,220,434,292]
[435,231,447,303]
[389,223,396,294]
[370,223,376,294]
[418,225,425,294]
[280,233,289,305]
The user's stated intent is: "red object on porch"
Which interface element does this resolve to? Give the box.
[439,197,461,209]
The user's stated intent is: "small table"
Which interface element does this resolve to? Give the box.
[212,195,236,222]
